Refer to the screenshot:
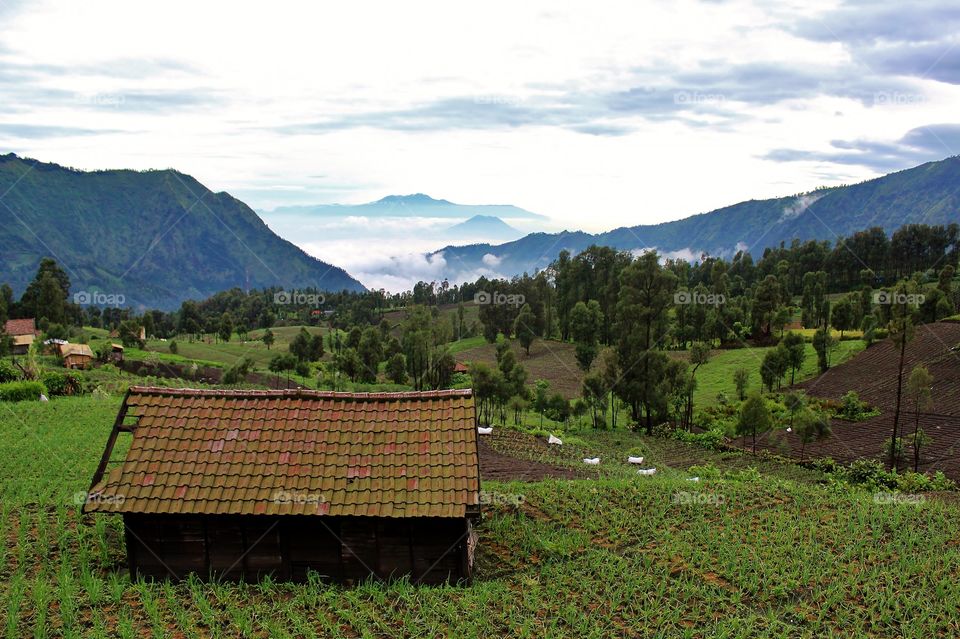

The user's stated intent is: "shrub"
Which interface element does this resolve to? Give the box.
[0,380,46,402]
[41,371,82,396]
[687,462,722,480]
[672,427,726,450]
[0,359,20,383]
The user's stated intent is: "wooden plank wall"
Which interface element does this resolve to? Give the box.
[124,514,472,584]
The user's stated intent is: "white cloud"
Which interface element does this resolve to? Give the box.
[482,253,502,267]
[0,0,957,241]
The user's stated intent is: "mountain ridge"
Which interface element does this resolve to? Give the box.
[432,156,960,278]
[0,153,366,309]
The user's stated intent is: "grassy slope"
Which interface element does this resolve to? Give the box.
[456,337,865,403]
[1,396,959,637]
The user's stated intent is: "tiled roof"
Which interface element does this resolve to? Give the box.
[4,318,36,336]
[85,387,480,518]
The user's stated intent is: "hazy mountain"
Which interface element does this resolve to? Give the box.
[435,156,960,278]
[265,193,547,220]
[0,154,365,309]
[446,215,521,241]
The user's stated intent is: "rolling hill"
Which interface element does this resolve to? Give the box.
[0,154,365,309]
[435,156,960,278]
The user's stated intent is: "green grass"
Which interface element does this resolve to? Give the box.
[690,340,865,405]
[1,395,959,637]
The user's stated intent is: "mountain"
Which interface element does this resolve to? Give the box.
[446,215,521,241]
[265,193,547,220]
[434,156,960,278]
[0,154,365,309]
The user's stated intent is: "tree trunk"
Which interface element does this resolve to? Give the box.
[890,335,907,470]
[913,406,921,473]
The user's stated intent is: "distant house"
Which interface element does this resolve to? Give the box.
[110,343,124,363]
[58,343,95,369]
[453,361,469,374]
[84,387,481,584]
[4,318,39,355]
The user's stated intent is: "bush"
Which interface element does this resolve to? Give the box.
[41,371,82,396]
[687,462,722,480]
[0,380,47,402]
[672,427,726,450]
[0,359,20,383]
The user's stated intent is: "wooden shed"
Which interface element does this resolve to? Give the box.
[58,343,95,369]
[83,387,481,584]
[5,318,38,355]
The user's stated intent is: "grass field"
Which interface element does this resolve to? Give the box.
[683,340,865,405]
[2,395,959,637]
[140,326,331,370]
[456,337,865,404]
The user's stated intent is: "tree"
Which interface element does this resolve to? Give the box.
[812,326,835,374]
[737,393,772,454]
[514,303,537,355]
[616,252,677,433]
[168,340,178,354]
[582,371,609,428]
[119,320,145,348]
[794,407,831,462]
[20,259,70,325]
[887,281,918,470]
[760,346,788,392]
[783,391,805,433]
[683,342,710,429]
[268,353,296,386]
[597,347,621,429]
[357,327,384,383]
[831,297,855,338]
[570,300,603,371]
[906,364,934,472]
[217,313,234,343]
[733,368,750,401]
[262,329,275,350]
[386,353,407,384]
[223,357,255,384]
[289,328,312,361]
[781,332,806,385]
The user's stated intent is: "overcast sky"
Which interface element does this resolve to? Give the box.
[1,0,959,234]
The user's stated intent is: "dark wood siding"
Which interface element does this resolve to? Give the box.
[123,514,471,584]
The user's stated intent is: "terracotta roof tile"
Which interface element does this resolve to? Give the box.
[85,387,479,518]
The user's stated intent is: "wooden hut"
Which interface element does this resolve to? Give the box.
[110,343,124,363]
[4,318,38,355]
[83,387,481,584]
[58,343,94,369]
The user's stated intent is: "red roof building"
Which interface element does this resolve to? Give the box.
[85,387,481,584]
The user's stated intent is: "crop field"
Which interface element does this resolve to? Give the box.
[739,322,960,479]
[2,396,960,637]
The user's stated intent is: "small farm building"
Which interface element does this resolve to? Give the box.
[58,343,95,369]
[4,318,38,355]
[84,387,481,584]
